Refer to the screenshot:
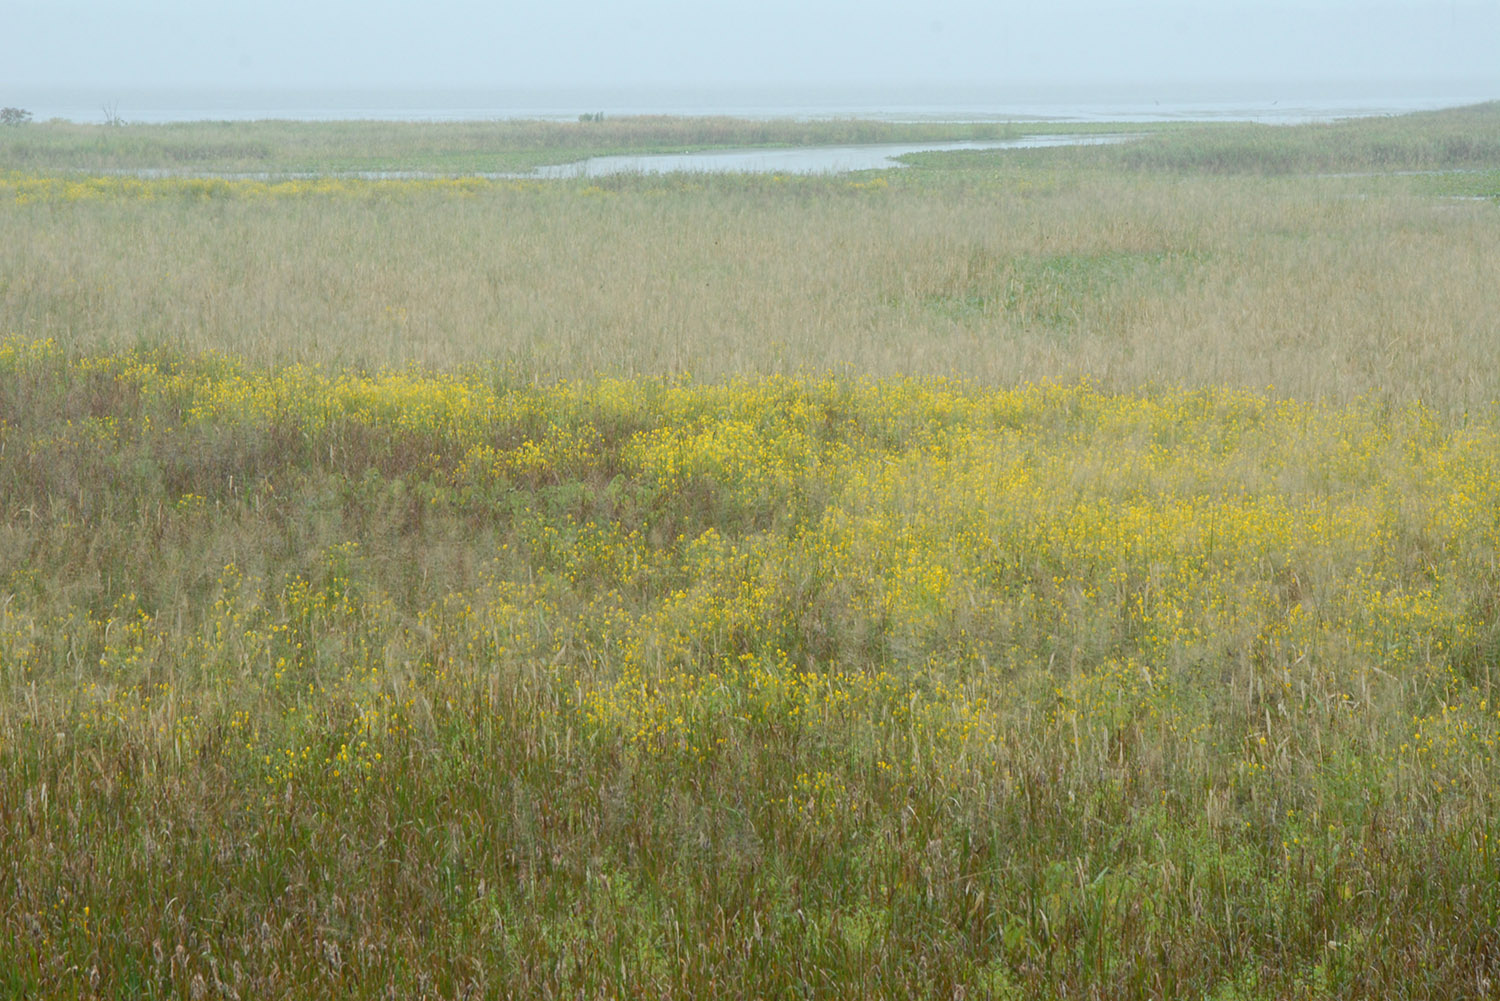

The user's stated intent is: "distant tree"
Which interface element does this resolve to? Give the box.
[0,107,32,126]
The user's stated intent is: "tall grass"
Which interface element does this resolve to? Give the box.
[3,158,1498,413]
[4,345,1500,998]
[3,105,1500,998]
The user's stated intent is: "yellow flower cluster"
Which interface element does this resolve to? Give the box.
[4,340,1499,806]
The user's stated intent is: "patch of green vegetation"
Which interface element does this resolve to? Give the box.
[917,249,1207,336]
[1408,168,1500,199]
[903,102,1500,178]
[1107,102,1500,175]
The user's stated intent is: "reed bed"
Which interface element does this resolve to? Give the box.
[2,159,1498,414]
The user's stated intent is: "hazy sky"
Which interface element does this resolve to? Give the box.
[4,1,1498,91]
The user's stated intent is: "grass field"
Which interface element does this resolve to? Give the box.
[0,116,1106,175]
[2,103,1500,999]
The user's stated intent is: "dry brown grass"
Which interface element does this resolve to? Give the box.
[3,166,1497,412]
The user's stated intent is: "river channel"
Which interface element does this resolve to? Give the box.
[96,133,1138,183]
[530,133,1136,177]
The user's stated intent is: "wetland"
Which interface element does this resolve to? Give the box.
[3,102,1500,1000]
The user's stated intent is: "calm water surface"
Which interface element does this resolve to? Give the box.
[531,134,1135,177]
[101,133,1139,181]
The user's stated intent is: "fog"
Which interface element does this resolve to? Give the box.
[3,1,1497,118]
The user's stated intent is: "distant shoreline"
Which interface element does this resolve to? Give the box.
[9,81,1498,126]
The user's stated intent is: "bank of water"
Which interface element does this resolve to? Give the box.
[85,133,1139,183]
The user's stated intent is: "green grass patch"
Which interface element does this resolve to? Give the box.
[914,249,1207,335]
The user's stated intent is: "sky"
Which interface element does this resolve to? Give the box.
[3,1,1498,97]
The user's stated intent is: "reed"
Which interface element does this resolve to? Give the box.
[3,143,1499,413]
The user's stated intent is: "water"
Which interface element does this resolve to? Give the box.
[84,134,1138,182]
[531,134,1136,178]
[12,81,1497,126]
